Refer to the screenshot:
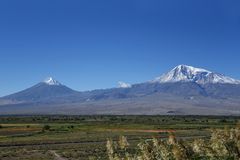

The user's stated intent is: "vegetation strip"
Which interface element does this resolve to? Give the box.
[106,129,176,133]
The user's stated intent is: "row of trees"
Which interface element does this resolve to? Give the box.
[106,128,240,160]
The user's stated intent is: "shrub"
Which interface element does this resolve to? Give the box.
[42,125,50,131]
[68,125,74,129]
[106,127,240,160]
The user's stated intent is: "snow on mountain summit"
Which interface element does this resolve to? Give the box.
[118,81,131,88]
[153,65,240,85]
[43,77,61,86]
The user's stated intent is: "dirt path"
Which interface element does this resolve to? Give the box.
[50,150,67,160]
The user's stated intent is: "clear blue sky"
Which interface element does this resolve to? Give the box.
[0,0,240,96]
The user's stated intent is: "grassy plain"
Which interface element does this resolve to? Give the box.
[0,115,239,160]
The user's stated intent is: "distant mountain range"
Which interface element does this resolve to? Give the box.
[1,65,240,115]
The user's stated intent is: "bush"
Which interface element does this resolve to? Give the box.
[106,127,240,160]
[42,125,50,131]
[68,125,74,129]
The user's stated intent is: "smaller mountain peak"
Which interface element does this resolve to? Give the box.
[118,81,131,88]
[43,77,61,86]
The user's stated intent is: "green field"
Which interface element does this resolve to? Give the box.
[0,115,239,160]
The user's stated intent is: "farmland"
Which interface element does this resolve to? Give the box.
[0,115,239,160]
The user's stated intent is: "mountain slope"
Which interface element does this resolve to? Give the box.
[3,77,79,102]
[1,66,240,115]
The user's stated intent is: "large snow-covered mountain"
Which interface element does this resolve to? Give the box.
[1,66,240,115]
[153,65,240,85]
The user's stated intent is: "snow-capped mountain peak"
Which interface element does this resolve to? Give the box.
[153,65,240,85]
[118,81,131,88]
[43,77,62,86]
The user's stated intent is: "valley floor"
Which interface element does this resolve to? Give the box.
[0,115,239,160]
